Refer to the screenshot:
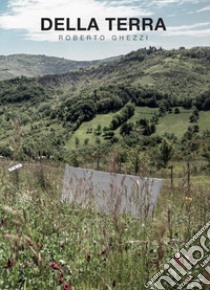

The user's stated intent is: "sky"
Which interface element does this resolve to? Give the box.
[0,0,210,60]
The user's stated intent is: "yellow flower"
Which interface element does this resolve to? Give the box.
[185,196,193,202]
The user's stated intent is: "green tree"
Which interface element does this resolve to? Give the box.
[159,138,174,168]
[95,137,101,145]
[120,123,133,136]
[174,107,180,114]
[97,124,102,132]
[84,138,89,146]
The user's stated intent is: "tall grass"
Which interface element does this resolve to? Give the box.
[0,160,210,289]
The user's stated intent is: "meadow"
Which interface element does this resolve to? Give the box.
[66,107,197,150]
[1,159,210,289]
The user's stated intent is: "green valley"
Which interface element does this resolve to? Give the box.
[0,46,209,172]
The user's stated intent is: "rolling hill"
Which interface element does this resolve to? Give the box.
[0,54,121,81]
[0,46,209,161]
[33,46,210,102]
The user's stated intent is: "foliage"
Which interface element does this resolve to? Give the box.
[110,103,135,130]
[137,118,156,136]
[158,138,174,168]
[120,122,134,136]
[0,77,49,104]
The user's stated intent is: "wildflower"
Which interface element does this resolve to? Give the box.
[58,273,64,284]
[59,259,66,266]
[63,284,72,290]
[19,262,26,268]
[50,260,61,271]
[185,196,193,202]
[3,259,13,269]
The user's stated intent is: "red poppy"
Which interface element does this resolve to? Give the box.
[63,284,72,290]
[3,259,13,269]
[50,260,61,271]
[58,273,64,284]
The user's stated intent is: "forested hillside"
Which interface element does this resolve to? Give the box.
[0,47,209,170]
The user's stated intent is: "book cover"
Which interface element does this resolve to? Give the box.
[0,1,210,289]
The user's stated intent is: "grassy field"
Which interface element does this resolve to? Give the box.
[129,107,158,123]
[66,113,116,149]
[66,107,158,150]
[66,107,210,150]
[1,160,210,289]
[155,109,192,137]
[199,111,210,132]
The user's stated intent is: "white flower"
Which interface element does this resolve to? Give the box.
[59,259,66,266]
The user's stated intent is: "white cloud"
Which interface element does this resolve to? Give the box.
[0,0,153,41]
[154,0,179,6]
[169,22,210,30]
[152,0,202,7]
[167,14,176,17]
[197,5,210,13]
[164,22,210,37]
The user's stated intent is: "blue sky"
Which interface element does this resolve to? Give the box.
[0,0,210,60]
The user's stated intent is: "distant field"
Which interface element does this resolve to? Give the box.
[129,107,158,123]
[66,107,159,149]
[66,107,210,149]
[66,112,115,149]
[156,108,192,137]
[199,111,210,132]
[156,109,210,137]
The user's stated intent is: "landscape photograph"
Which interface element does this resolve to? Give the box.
[0,0,210,289]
